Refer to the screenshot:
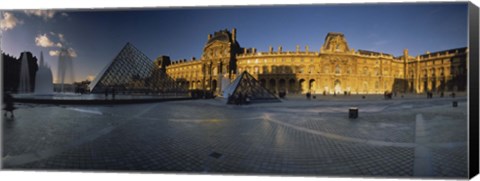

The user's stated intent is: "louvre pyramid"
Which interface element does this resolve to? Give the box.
[223,71,280,104]
[147,67,186,93]
[89,43,172,93]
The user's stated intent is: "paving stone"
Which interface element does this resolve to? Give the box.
[2,97,468,178]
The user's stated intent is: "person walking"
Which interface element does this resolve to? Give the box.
[111,87,116,100]
[3,92,16,118]
[104,87,109,99]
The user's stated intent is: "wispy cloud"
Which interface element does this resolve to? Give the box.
[58,33,66,42]
[0,12,23,31]
[35,34,59,47]
[67,48,77,58]
[38,32,77,58]
[48,48,77,58]
[24,10,67,21]
[49,50,60,56]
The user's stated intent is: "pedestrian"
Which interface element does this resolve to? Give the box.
[104,87,109,99]
[238,93,244,105]
[3,92,16,118]
[111,87,116,100]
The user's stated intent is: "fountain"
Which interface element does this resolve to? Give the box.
[34,51,54,95]
[57,48,75,92]
[18,52,31,93]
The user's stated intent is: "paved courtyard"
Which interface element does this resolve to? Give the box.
[1,94,468,178]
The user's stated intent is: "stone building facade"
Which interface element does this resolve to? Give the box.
[164,28,467,95]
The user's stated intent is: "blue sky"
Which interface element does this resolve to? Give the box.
[1,3,468,82]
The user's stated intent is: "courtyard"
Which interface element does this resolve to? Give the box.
[1,94,468,178]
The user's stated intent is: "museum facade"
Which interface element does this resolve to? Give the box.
[164,28,467,95]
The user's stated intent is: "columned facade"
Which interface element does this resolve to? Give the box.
[164,29,467,95]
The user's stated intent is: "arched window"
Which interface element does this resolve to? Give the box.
[335,65,341,74]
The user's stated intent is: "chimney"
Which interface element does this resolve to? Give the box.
[208,34,212,40]
[232,28,237,42]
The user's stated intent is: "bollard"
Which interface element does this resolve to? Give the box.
[349,107,358,119]
[452,101,458,107]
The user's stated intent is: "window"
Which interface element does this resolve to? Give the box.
[335,65,341,74]
[254,67,259,74]
[255,59,259,64]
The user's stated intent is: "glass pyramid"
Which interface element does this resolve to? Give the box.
[223,71,280,104]
[147,67,187,94]
[89,43,184,94]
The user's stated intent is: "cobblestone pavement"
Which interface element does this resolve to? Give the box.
[1,96,468,178]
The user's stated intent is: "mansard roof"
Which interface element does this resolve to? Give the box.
[357,49,393,57]
[207,29,233,44]
[418,47,467,58]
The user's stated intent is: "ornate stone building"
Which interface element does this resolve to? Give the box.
[164,28,467,95]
